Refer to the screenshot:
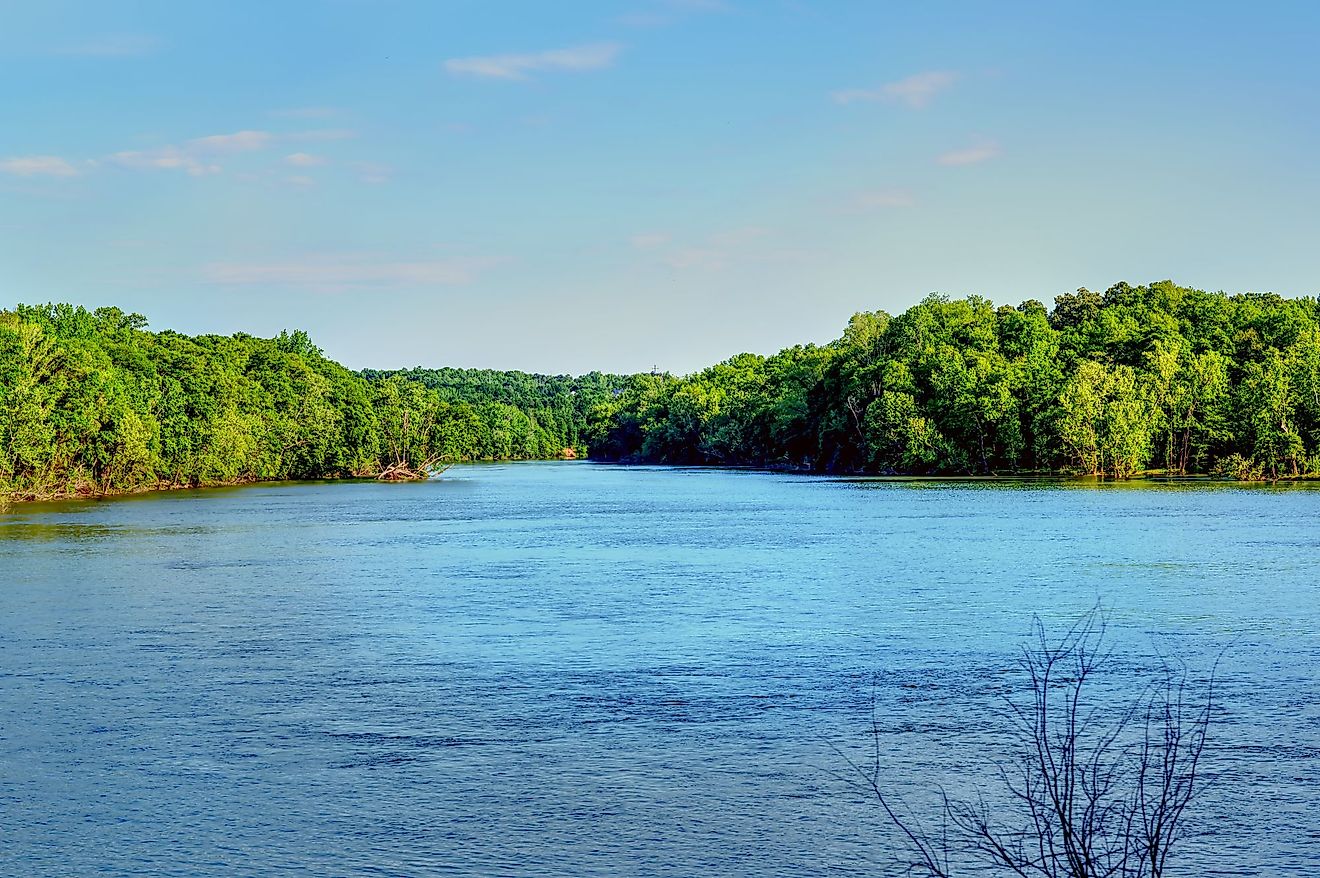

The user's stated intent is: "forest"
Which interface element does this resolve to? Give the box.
[586,281,1320,479]
[4,280,1320,504]
[0,303,621,503]
[362,366,627,459]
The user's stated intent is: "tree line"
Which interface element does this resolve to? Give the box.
[0,303,624,502]
[362,366,626,460]
[6,280,1320,503]
[584,280,1320,479]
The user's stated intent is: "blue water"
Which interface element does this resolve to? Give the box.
[1,463,1317,876]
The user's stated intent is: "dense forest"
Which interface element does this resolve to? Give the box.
[362,367,627,459]
[5,280,1320,505]
[586,281,1320,480]
[0,304,619,503]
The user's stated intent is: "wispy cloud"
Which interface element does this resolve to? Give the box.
[285,152,328,167]
[55,34,159,58]
[108,129,351,177]
[109,130,272,176]
[203,255,491,292]
[937,139,1000,166]
[444,43,622,80]
[636,226,772,272]
[0,155,81,178]
[110,146,221,176]
[189,130,272,153]
[833,70,958,109]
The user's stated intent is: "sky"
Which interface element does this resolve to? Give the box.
[2,1,1319,375]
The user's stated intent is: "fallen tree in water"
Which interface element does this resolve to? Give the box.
[375,459,452,481]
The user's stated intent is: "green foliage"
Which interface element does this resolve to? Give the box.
[361,366,630,460]
[8,282,1320,500]
[588,281,1320,480]
[0,305,624,501]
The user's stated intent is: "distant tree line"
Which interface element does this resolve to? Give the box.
[0,303,624,502]
[585,281,1320,479]
[362,367,627,461]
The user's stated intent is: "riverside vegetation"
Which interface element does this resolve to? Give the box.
[0,303,624,503]
[3,279,1320,503]
[589,280,1320,480]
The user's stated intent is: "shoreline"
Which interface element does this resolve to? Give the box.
[0,458,582,510]
[7,460,1319,511]
[590,457,1320,484]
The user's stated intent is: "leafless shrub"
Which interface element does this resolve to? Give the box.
[838,610,1216,878]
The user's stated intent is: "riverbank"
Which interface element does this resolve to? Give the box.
[0,459,553,510]
[8,459,1320,512]
[0,475,300,510]
[596,455,1320,483]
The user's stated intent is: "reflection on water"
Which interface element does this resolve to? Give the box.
[0,522,224,543]
[2,463,1317,877]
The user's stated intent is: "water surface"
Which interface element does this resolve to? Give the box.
[2,463,1317,876]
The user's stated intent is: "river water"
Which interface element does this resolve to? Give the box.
[1,463,1317,876]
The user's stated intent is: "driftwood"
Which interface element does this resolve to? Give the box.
[375,457,451,481]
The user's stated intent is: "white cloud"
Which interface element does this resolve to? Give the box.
[189,130,273,153]
[833,70,958,109]
[203,256,490,292]
[286,175,316,187]
[0,155,80,178]
[937,140,1001,166]
[285,152,328,167]
[108,130,271,176]
[110,147,221,176]
[444,43,622,80]
[107,129,350,177]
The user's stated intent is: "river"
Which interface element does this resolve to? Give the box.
[2,462,1317,876]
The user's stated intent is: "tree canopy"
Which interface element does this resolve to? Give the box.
[0,304,625,502]
[6,281,1319,504]
[584,281,1320,479]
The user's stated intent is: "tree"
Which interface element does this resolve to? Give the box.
[1238,351,1303,479]
[841,611,1215,878]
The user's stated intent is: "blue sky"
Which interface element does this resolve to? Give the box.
[3,1,1318,374]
